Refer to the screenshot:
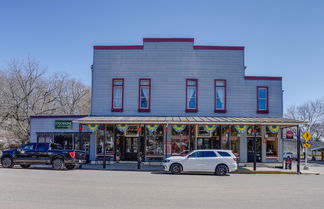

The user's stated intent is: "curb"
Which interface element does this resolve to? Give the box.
[231,170,298,174]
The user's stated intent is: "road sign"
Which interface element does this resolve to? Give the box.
[286,130,294,139]
[303,131,312,141]
[303,143,311,148]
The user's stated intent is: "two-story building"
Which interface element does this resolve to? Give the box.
[30,38,301,163]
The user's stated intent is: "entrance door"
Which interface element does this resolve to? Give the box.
[124,137,138,161]
[197,138,212,149]
[247,137,262,162]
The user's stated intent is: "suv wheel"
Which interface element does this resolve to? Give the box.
[20,164,31,169]
[52,159,65,170]
[170,164,182,175]
[1,157,14,168]
[215,164,228,176]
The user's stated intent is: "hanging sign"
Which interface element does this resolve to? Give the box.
[172,125,187,133]
[235,125,248,133]
[146,124,160,133]
[88,124,98,131]
[116,124,129,132]
[268,125,280,133]
[204,125,217,133]
[286,130,294,139]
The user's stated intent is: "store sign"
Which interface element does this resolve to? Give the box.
[55,120,72,129]
[286,130,294,139]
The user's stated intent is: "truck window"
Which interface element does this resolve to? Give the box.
[50,144,63,150]
[36,143,48,152]
[21,143,35,151]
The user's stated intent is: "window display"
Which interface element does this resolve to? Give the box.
[266,126,278,157]
[171,125,189,155]
[146,125,163,156]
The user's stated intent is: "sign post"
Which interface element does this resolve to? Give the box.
[297,126,301,174]
[302,131,312,170]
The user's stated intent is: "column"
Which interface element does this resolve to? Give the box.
[278,128,283,162]
[261,126,267,163]
[89,132,96,162]
[239,132,247,163]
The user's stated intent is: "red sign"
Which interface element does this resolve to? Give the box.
[286,130,294,139]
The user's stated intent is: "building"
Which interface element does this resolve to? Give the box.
[30,38,302,163]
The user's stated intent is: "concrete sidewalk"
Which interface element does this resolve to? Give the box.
[80,162,321,175]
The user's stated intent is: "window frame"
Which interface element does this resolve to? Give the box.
[186,79,198,113]
[214,79,227,113]
[111,78,124,112]
[138,78,151,112]
[257,86,269,114]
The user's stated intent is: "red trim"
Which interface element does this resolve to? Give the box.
[214,79,227,113]
[257,86,269,114]
[94,46,143,50]
[112,78,124,112]
[194,46,244,50]
[30,115,87,119]
[245,76,282,81]
[186,79,198,113]
[138,78,151,112]
[143,38,194,42]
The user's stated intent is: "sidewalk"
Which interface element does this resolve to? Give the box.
[80,162,321,175]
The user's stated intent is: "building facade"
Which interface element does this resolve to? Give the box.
[30,38,301,163]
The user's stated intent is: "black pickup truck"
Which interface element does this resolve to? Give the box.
[0,142,86,170]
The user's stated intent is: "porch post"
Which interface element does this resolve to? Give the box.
[261,125,267,163]
[103,124,107,169]
[297,125,301,174]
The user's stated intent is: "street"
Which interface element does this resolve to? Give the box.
[0,167,324,209]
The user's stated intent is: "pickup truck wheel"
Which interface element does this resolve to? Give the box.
[65,165,75,170]
[1,157,14,168]
[20,164,31,169]
[170,163,182,175]
[52,159,65,170]
[215,164,228,176]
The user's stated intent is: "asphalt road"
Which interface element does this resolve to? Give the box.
[0,167,323,209]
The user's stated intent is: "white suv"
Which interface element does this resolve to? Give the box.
[163,149,237,176]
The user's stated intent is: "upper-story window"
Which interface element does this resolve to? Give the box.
[215,80,226,113]
[186,79,198,112]
[138,79,151,112]
[257,86,268,114]
[112,78,124,112]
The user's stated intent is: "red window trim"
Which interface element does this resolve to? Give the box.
[214,79,227,113]
[257,86,269,114]
[186,79,198,113]
[138,78,151,112]
[111,78,124,112]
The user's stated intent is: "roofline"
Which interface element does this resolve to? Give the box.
[94,38,244,51]
[245,76,282,81]
[194,46,244,50]
[30,115,87,119]
[143,38,194,42]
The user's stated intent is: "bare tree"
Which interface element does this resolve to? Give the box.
[0,57,90,145]
[285,99,324,141]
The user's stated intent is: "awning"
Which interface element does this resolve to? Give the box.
[74,116,304,127]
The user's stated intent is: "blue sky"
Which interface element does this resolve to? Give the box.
[0,0,323,110]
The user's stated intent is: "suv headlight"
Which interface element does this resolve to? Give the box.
[164,159,170,163]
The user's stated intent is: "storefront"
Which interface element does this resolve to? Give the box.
[30,115,93,161]
[74,116,302,163]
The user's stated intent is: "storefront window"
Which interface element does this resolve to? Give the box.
[171,125,189,156]
[96,125,115,156]
[145,125,163,157]
[266,126,279,157]
[230,126,240,158]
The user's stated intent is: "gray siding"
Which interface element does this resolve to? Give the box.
[91,41,283,117]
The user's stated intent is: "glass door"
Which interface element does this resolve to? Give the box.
[247,137,262,162]
[124,137,138,161]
